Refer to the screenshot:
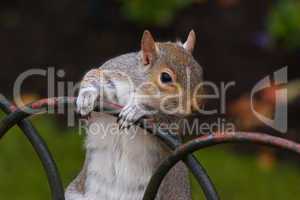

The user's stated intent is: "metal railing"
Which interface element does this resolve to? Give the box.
[0,96,299,200]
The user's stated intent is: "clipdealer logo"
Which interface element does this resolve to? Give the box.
[250,67,288,133]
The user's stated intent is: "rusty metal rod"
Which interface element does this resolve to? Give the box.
[0,97,219,200]
[142,132,300,200]
[137,123,220,200]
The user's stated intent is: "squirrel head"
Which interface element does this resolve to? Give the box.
[137,30,203,116]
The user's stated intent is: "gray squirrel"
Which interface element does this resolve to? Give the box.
[66,30,203,200]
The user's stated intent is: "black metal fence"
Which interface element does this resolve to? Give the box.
[0,96,299,200]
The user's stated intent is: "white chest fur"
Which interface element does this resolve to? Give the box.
[81,112,169,200]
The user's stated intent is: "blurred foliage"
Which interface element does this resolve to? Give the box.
[192,146,300,200]
[267,0,300,49]
[0,112,299,199]
[119,0,195,26]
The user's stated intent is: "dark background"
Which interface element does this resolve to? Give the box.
[0,0,299,98]
[1,0,300,136]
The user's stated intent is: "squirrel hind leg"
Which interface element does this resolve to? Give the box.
[158,161,192,200]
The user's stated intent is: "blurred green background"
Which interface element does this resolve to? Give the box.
[1,113,300,200]
[0,0,300,199]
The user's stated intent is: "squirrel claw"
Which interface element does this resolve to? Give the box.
[117,103,143,130]
[118,116,133,130]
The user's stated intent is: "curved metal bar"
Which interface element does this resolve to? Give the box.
[183,156,218,200]
[142,132,300,200]
[0,97,65,200]
[0,97,219,200]
[0,97,122,139]
[2,97,300,200]
[138,123,219,200]
[0,97,75,139]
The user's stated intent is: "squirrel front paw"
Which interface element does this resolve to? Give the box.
[117,100,155,129]
[76,88,99,116]
[117,104,145,129]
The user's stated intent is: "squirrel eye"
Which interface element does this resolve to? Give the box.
[160,72,173,84]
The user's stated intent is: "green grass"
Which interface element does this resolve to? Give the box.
[0,114,84,200]
[191,146,300,200]
[0,114,299,199]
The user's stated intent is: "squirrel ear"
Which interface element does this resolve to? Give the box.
[183,30,196,53]
[141,30,158,65]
